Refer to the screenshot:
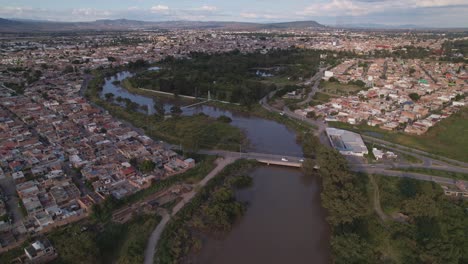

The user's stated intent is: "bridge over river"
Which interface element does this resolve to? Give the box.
[197,150,304,167]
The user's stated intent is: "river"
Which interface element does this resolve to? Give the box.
[194,166,330,264]
[101,70,330,263]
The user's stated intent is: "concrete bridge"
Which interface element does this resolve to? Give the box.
[197,150,304,168]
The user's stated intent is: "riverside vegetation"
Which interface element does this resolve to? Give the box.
[124,49,334,105]
[85,69,246,152]
[155,159,257,264]
[302,132,468,263]
[0,214,162,264]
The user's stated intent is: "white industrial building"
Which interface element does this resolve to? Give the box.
[326,128,368,156]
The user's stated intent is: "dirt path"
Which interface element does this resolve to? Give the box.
[368,174,389,222]
[144,156,237,264]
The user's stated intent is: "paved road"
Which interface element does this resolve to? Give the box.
[362,135,468,168]
[351,165,466,186]
[259,79,468,186]
[298,67,327,106]
[144,157,237,264]
[198,149,304,163]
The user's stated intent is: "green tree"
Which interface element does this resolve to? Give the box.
[139,160,156,173]
[409,93,421,101]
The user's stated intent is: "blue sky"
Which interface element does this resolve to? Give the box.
[1,0,467,27]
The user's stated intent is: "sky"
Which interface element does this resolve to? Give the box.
[0,0,467,27]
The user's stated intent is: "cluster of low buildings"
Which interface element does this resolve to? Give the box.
[301,59,468,135]
[0,38,200,253]
[442,181,468,199]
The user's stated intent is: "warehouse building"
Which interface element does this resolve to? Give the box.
[326,128,368,156]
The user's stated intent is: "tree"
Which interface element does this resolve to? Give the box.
[63,65,74,74]
[306,111,316,119]
[170,106,183,115]
[331,234,376,263]
[217,115,232,123]
[105,93,114,101]
[409,93,421,101]
[139,160,156,173]
[399,177,418,198]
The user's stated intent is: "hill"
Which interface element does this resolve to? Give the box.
[0,18,325,32]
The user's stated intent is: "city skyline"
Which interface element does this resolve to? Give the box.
[1,0,468,28]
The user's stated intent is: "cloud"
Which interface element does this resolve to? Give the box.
[298,0,468,17]
[197,5,217,12]
[71,8,111,17]
[150,5,169,13]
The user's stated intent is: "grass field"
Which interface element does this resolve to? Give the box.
[329,107,468,162]
[310,92,337,106]
[321,81,366,96]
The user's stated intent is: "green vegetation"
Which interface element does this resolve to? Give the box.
[409,92,421,101]
[217,115,232,123]
[302,131,468,263]
[138,160,156,173]
[321,80,366,96]
[126,49,329,105]
[156,159,257,264]
[328,107,468,162]
[442,39,468,62]
[373,176,468,263]
[154,114,245,151]
[0,240,31,263]
[86,70,245,152]
[391,167,468,181]
[227,175,253,188]
[47,214,161,264]
[4,82,25,95]
[310,92,336,106]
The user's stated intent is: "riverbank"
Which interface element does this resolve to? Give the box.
[155,159,258,264]
[85,69,246,152]
[302,130,468,263]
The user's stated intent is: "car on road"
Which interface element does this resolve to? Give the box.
[299,159,304,162]
[281,157,288,162]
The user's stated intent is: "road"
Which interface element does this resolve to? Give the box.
[350,165,467,186]
[298,67,327,106]
[368,174,388,222]
[259,73,468,186]
[361,135,468,168]
[199,148,468,185]
[144,156,237,264]
[198,149,303,163]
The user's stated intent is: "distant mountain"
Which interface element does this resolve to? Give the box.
[262,21,325,29]
[334,23,425,29]
[0,18,326,32]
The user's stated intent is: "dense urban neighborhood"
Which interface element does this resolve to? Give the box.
[0,16,467,264]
